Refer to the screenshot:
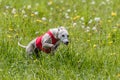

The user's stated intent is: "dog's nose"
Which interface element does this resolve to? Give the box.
[65,41,69,45]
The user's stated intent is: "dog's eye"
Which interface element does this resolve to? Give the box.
[62,35,65,37]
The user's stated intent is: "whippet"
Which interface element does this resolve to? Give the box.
[18,27,69,57]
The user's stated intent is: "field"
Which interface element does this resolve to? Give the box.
[0,0,120,80]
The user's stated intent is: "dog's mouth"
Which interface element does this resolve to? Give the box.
[64,41,69,45]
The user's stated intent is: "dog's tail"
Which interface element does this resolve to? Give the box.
[18,39,26,48]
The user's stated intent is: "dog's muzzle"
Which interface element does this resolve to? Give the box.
[64,41,69,45]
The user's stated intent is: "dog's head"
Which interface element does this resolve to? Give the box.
[57,27,69,45]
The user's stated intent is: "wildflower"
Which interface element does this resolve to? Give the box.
[41,17,47,21]
[117,73,120,77]
[23,14,27,18]
[7,35,12,38]
[92,27,97,31]
[108,20,112,23]
[88,19,93,24]
[80,17,84,21]
[34,11,39,15]
[21,9,25,14]
[9,28,13,31]
[73,23,77,27]
[31,13,35,17]
[93,44,97,48]
[94,17,100,22]
[73,16,80,20]
[48,1,52,6]
[27,5,31,9]
[87,40,90,42]
[36,19,42,23]
[67,9,71,13]
[111,12,117,16]
[5,5,10,9]
[108,41,113,45]
[11,8,16,14]
[91,0,95,5]
[14,14,18,17]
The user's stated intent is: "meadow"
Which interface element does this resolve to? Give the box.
[0,0,120,79]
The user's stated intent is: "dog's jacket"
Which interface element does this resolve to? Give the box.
[36,31,58,53]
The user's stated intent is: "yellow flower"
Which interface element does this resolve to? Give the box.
[36,19,42,23]
[31,13,35,17]
[117,73,120,77]
[14,14,18,17]
[73,16,80,20]
[108,41,113,45]
[111,12,117,16]
[108,20,112,23]
[7,35,12,38]
[87,40,90,42]
[93,44,97,48]
[9,28,13,31]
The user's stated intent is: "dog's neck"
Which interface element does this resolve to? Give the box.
[49,28,59,40]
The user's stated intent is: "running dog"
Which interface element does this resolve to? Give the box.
[18,27,69,57]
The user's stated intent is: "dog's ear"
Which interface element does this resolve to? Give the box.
[58,26,65,31]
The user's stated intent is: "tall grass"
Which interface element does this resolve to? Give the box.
[0,0,120,79]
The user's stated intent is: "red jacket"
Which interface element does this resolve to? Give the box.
[36,31,58,53]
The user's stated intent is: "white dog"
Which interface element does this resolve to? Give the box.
[18,27,69,57]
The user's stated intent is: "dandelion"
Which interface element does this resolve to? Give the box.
[94,17,100,22]
[117,73,120,77]
[108,41,113,45]
[23,14,27,18]
[36,19,42,23]
[67,9,71,13]
[5,5,10,9]
[91,0,95,5]
[108,20,112,23]
[92,27,97,31]
[41,17,47,21]
[73,16,80,20]
[27,5,31,9]
[7,35,12,38]
[88,19,93,24]
[21,9,25,14]
[31,13,35,17]
[87,40,90,42]
[93,44,97,48]
[34,11,39,15]
[48,1,52,6]
[111,12,117,16]
[11,8,16,14]
[80,17,84,21]
[73,23,77,27]
[9,28,13,31]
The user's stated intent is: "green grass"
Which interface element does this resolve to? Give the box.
[0,0,120,79]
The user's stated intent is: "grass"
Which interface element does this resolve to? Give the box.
[0,0,120,79]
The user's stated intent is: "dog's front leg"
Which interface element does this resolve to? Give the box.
[42,43,55,55]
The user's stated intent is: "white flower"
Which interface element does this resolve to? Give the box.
[81,25,85,29]
[88,19,93,24]
[67,9,71,13]
[86,26,90,32]
[11,8,16,14]
[27,5,31,9]
[92,27,97,31]
[42,17,47,21]
[34,11,39,15]
[22,9,25,14]
[73,23,77,26]
[23,14,27,18]
[91,1,95,5]
[80,17,84,21]
[94,17,100,22]
[82,0,86,3]
[5,5,10,9]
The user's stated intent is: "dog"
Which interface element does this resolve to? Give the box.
[18,27,69,57]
